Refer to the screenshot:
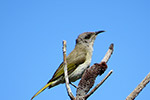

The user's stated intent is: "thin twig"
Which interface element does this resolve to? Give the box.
[126,72,150,100]
[85,70,113,99]
[63,40,75,100]
[101,43,114,63]
[70,82,77,88]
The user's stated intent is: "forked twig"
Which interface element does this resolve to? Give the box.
[76,43,114,100]
[63,41,114,100]
[85,43,114,99]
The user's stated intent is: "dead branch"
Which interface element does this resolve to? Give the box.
[63,40,75,100]
[126,72,150,100]
[101,43,114,63]
[76,62,108,100]
[85,70,113,99]
[76,43,114,100]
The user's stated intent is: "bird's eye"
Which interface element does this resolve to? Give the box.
[84,34,91,39]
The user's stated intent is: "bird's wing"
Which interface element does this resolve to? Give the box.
[48,50,86,83]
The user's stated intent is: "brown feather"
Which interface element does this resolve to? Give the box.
[47,44,87,84]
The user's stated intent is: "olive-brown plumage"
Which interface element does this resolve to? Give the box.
[31,30,105,100]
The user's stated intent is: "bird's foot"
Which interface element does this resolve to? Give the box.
[70,82,77,88]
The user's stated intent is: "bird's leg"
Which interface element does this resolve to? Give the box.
[70,82,77,88]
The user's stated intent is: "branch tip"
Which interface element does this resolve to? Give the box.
[109,43,114,50]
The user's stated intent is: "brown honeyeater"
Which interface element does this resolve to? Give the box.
[31,30,105,100]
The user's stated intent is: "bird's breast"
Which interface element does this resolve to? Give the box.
[69,51,92,82]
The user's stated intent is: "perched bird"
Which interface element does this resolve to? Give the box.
[31,30,105,100]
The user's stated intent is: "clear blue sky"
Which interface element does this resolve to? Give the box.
[0,0,150,100]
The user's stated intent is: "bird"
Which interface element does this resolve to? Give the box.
[31,30,105,100]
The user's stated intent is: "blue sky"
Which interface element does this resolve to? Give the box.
[0,0,150,100]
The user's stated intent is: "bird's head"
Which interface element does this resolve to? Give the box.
[76,30,105,47]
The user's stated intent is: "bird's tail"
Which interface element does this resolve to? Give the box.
[31,81,54,100]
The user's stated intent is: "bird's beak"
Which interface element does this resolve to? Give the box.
[95,30,105,35]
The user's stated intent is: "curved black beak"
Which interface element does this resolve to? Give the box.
[95,30,105,35]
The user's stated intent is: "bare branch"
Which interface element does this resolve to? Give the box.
[76,62,108,100]
[85,70,113,99]
[76,43,114,100]
[84,43,114,99]
[101,43,114,63]
[63,40,75,100]
[126,72,150,100]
